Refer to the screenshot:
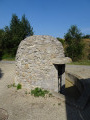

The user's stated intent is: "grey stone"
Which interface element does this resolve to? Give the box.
[15,35,71,92]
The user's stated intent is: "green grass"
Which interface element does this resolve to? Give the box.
[49,93,53,97]
[7,83,16,88]
[68,60,90,65]
[2,54,15,61]
[25,91,31,95]
[7,83,22,90]
[31,87,49,97]
[17,84,22,90]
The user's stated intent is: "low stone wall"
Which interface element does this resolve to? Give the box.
[65,72,84,94]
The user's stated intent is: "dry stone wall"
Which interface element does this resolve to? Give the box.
[15,35,68,92]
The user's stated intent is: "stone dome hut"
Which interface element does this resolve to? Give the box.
[15,35,71,92]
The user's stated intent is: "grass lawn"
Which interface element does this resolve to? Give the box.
[2,57,15,61]
[1,54,15,61]
[68,60,90,65]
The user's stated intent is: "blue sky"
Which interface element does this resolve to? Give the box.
[0,0,90,38]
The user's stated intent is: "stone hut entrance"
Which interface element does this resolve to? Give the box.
[54,64,65,93]
[15,35,71,92]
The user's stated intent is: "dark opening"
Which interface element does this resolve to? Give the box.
[54,64,65,94]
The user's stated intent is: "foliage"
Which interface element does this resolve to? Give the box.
[49,93,53,97]
[7,84,13,88]
[25,91,30,94]
[7,83,22,90]
[2,53,15,60]
[25,91,28,94]
[17,83,22,90]
[88,54,90,60]
[82,34,90,39]
[31,87,49,97]
[68,60,90,65]
[64,25,85,61]
[0,14,34,59]
[0,29,5,59]
[7,83,17,88]
[57,37,65,46]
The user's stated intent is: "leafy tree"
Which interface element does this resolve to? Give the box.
[3,26,12,52]
[20,14,34,39]
[9,14,21,55]
[0,29,5,59]
[82,34,90,39]
[0,29,4,49]
[2,14,34,58]
[64,25,84,61]
[57,37,65,46]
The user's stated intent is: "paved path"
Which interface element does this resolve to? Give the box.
[66,65,90,79]
[66,65,90,110]
[0,62,90,120]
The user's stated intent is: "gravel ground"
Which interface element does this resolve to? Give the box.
[0,62,90,120]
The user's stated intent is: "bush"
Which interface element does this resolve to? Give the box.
[17,83,22,90]
[64,25,84,61]
[88,54,90,60]
[7,83,16,88]
[31,87,49,97]
[57,37,65,46]
[2,53,15,60]
[0,14,34,59]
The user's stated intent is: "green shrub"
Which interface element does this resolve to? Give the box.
[2,53,15,60]
[64,25,85,61]
[7,84,12,88]
[12,83,17,87]
[49,93,53,97]
[31,87,49,97]
[57,37,65,46]
[7,83,16,88]
[7,83,22,90]
[17,83,22,90]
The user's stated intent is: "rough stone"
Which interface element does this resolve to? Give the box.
[15,35,71,92]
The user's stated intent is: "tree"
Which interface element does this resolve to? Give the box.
[3,26,13,55]
[57,37,65,46]
[21,14,34,39]
[2,14,34,57]
[64,25,84,61]
[82,34,90,39]
[9,14,21,55]
[0,29,5,59]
